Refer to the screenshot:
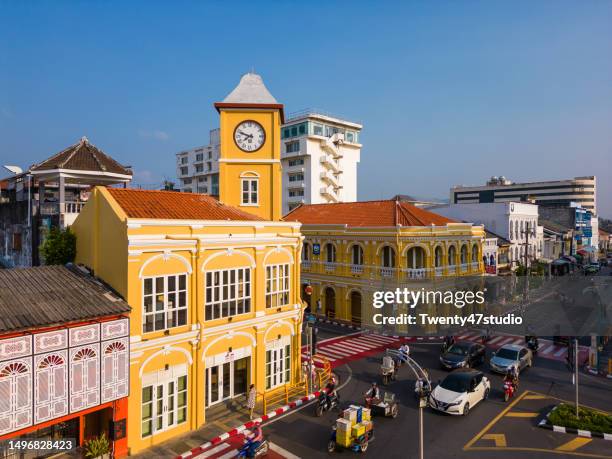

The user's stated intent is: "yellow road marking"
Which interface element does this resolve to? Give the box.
[482,433,507,447]
[505,412,539,417]
[466,446,612,458]
[524,394,548,400]
[463,390,530,449]
[556,437,593,452]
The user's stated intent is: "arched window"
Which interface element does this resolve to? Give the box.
[490,254,495,266]
[302,242,310,261]
[381,246,395,268]
[351,244,364,265]
[447,246,456,266]
[460,245,468,264]
[325,243,336,263]
[514,221,519,240]
[35,353,67,423]
[434,246,443,267]
[102,340,128,402]
[70,347,99,412]
[0,361,32,433]
[471,245,478,263]
[510,221,514,240]
[406,247,426,269]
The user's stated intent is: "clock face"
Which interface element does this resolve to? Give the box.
[234,120,265,152]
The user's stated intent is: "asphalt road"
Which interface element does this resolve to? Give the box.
[262,343,612,459]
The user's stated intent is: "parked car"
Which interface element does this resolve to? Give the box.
[429,369,490,416]
[489,344,533,374]
[439,341,486,370]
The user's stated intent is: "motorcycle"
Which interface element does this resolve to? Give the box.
[503,380,516,402]
[364,391,399,418]
[413,380,431,400]
[315,392,340,417]
[237,437,269,458]
[526,336,539,355]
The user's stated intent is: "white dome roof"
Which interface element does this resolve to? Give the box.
[222,72,278,104]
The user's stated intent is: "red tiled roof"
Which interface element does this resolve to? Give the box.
[106,188,264,221]
[284,200,457,227]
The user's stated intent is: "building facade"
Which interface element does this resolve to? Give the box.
[176,110,362,215]
[429,202,542,268]
[285,200,484,325]
[72,73,304,454]
[450,176,597,214]
[0,266,130,458]
[0,137,132,267]
[539,204,594,254]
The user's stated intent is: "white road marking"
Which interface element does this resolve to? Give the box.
[488,336,504,344]
[540,346,555,355]
[270,442,302,459]
[553,347,567,357]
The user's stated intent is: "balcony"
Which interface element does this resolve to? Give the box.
[447,265,457,275]
[350,264,364,274]
[302,260,312,270]
[380,267,395,278]
[470,262,480,271]
[460,263,469,273]
[404,268,430,279]
[324,262,337,272]
[435,267,444,277]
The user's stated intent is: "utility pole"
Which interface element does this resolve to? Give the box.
[575,337,579,418]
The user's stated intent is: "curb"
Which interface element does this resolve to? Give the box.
[178,390,322,458]
[538,405,612,441]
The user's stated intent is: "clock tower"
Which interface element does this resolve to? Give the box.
[214,73,284,221]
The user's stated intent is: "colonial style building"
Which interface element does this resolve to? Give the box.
[285,199,485,325]
[0,137,132,267]
[72,73,304,454]
[0,265,130,458]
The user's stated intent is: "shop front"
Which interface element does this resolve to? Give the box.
[205,347,251,408]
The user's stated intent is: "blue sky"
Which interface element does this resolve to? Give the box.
[1,1,611,216]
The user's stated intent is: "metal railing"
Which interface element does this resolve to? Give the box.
[324,262,337,272]
[404,268,430,279]
[350,264,364,274]
[380,266,395,277]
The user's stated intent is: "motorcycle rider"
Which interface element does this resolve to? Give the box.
[504,367,518,394]
[324,376,338,408]
[365,382,381,406]
[399,343,410,363]
[443,335,454,352]
[246,421,263,457]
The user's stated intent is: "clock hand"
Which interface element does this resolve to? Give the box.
[238,130,253,138]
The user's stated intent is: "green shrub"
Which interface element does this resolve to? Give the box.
[83,433,110,458]
[548,403,612,434]
[40,227,76,265]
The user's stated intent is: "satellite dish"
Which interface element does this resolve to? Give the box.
[3,165,23,175]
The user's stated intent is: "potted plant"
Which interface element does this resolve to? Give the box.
[83,433,111,459]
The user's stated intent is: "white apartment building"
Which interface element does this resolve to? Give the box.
[429,202,543,267]
[451,176,597,214]
[175,109,362,214]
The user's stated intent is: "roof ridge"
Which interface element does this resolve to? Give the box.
[57,139,84,168]
[29,141,80,170]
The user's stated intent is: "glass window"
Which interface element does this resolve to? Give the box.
[241,178,258,205]
[325,243,336,263]
[313,124,323,136]
[298,124,306,135]
[288,173,304,182]
[195,153,203,162]
[265,343,291,390]
[205,267,251,320]
[351,244,364,265]
[382,246,395,267]
[266,263,290,308]
[286,141,300,153]
[143,274,188,333]
[302,243,310,261]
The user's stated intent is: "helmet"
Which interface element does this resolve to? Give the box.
[372,382,377,386]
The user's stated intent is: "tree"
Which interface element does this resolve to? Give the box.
[40,227,76,265]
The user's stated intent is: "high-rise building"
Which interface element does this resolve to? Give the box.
[176,109,362,215]
[450,176,597,214]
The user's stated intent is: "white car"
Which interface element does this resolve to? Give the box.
[429,369,490,416]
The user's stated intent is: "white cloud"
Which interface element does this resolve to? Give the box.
[138,129,169,141]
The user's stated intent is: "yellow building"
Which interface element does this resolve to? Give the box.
[72,73,303,454]
[285,199,485,325]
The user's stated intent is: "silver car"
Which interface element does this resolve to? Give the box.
[489,344,533,374]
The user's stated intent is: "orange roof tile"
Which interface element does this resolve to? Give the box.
[106,188,264,221]
[284,200,457,227]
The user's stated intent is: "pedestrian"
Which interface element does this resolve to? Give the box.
[316,298,322,317]
[247,384,257,419]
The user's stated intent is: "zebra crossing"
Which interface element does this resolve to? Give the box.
[301,332,405,369]
[454,331,588,363]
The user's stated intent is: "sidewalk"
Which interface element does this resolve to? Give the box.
[130,397,258,459]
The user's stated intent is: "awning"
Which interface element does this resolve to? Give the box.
[562,256,577,263]
[578,247,595,254]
